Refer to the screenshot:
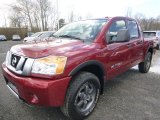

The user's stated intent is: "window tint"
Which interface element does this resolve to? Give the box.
[107,20,126,43]
[127,20,139,39]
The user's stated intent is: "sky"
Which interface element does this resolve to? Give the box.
[0,0,160,27]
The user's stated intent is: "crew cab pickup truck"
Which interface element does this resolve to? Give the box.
[2,17,154,120]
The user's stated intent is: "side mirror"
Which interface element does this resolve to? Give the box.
[116,29,130,42]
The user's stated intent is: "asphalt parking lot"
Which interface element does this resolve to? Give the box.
[0,41,160,120]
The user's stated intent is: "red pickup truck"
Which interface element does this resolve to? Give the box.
[2,17,154,120]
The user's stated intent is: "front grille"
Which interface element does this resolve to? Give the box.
[11,54,21,68]
[6,51,34,76]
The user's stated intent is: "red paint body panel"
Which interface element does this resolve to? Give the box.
[2,63,71,106]
[1,17,154,107]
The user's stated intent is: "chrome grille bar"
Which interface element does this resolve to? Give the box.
[6,51,34,76]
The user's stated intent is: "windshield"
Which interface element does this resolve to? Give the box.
[54,19,107,41]
[31,32,43,37]
[40,32,54,39]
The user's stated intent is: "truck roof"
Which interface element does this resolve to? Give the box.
[89,16,136,21]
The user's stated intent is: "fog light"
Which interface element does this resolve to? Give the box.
[30,94,39,104]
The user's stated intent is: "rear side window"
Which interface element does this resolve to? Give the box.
[127,20,139,39]
[143,32,156,38]
[107,20,126,43]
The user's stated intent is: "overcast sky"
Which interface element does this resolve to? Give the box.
[0,0,160,27]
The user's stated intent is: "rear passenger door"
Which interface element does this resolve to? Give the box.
[126,20,144,64]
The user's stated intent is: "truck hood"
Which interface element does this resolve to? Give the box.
[10,39,98,58]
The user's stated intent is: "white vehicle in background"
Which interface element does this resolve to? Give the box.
[12,34,21,41]
[143,31,160,50]
[0,35,7,41]
[24,31,55,42]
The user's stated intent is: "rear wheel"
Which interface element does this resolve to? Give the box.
[138,52,152,73]
[156,44,159,50]
[61,72,100,120]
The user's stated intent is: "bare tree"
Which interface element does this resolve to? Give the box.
[126,7,132,17]
[36,0,51,31]
[16,0,34,30]
[134,13,146,30]
[134,13,160,31]
[32,2,41,31]
[9,5,24,28]
[49,7,56,30]
[77,15,82,21]
[8,0,56,32]
[3,15,7,27]
[68,10,74,22]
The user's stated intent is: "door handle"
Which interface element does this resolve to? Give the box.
[127,43,132,48]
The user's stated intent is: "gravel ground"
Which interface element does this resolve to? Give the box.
[0,41,160,120]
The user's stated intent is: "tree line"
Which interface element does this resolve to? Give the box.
[9,0,56,32]
[8,0,160,32]
[134,13,160,31]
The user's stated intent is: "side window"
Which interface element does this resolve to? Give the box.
[107,20,126,43]
[127,20,139,39]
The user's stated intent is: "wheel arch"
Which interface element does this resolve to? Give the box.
[69,60,106,94]
[147,47,154,60]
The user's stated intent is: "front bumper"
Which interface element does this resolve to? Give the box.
[2,63,71,107]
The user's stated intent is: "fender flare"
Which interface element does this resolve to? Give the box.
[69,60,105,76]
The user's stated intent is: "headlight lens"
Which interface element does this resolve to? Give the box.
[31,56,67,75]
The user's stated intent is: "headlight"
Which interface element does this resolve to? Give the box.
[31,56,67,75]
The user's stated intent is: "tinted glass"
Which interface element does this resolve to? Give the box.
[127,20,139,39]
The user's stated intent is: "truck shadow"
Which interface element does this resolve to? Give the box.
[103,67,159,93]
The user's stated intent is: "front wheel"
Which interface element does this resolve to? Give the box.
[138,52,152,73]
[61,72,100,120]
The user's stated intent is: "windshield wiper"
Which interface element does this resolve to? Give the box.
[58,35,83,41]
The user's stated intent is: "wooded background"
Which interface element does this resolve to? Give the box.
[0,0,160,40]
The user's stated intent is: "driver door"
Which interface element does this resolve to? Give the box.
[104,19,132,80]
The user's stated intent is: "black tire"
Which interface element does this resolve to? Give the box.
[156,44,159,50]
[138,52,152,73]
[61,72,100,120]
